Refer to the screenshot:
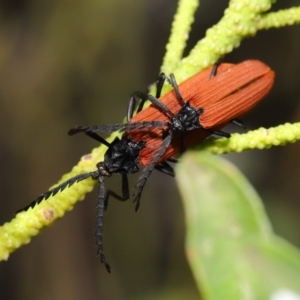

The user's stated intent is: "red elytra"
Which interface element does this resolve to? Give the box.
[126,60,275,165]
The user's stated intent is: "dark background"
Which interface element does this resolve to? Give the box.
[0,1,300,299]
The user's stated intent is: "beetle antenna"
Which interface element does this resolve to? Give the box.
[68,124,127,135]
[95,176,111,273]
[69,122,170,136]
[133,133,173,211]
[16,172,97,213]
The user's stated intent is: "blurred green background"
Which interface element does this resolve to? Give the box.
[0,0,300,299]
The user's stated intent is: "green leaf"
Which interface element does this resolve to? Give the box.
[176,152,300,300]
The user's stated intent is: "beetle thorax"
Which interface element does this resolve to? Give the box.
[171,102,203,132]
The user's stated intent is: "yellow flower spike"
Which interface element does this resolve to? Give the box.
[258,7,300,29]
[161,0,199,74]
[199,123,300,155]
